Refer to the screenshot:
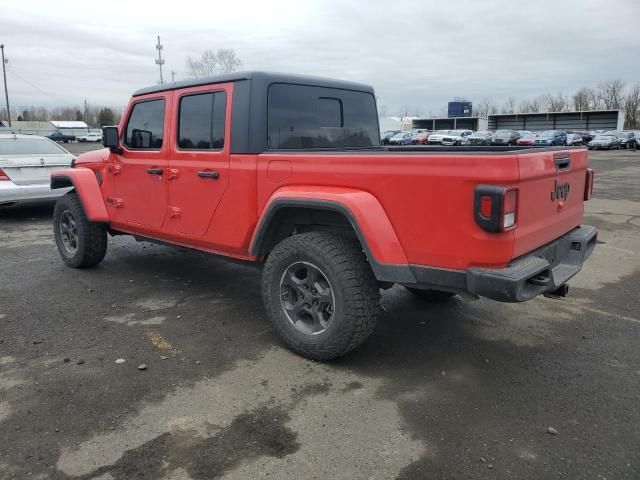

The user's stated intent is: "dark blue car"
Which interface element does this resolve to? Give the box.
[533,130,567,146]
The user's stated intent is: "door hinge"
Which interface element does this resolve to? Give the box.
[109,165,122,175]
[168,206,182,218]
[168,168,179,180]
[106,197,124,208]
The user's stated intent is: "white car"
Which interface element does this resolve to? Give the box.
[77,132,103,143]
[442,130,473,146]
[427,130,453,144]
[0,134,74,207]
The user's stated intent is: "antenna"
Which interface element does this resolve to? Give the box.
[155,36,165,84]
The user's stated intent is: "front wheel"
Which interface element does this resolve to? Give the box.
[262,232,380,361]
[53,193,108,268]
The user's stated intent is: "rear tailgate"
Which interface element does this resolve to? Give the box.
[0,154,73,185]
[513,148,589,257]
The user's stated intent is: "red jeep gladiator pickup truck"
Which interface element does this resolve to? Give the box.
[50,72,597,360]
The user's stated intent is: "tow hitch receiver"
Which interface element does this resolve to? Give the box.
[544,284,569,299]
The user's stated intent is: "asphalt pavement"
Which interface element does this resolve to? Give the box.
[1,148,639,480]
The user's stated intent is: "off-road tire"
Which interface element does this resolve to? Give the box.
[262,231,380,361]
[404,286,457,302]
[53,192,108,268]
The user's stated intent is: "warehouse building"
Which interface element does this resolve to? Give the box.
[487,110,624,132]
[0,120,90,137]
[412,116,488,131]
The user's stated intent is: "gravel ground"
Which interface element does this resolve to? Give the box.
[1,149,639,480]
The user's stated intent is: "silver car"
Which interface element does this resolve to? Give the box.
[0,134,74,207]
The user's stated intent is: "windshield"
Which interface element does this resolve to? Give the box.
[495,130,512,138]
[594,135,614,140]
[539,131,556,138]
[0,137,67,155]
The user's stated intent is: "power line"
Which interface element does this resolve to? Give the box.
[6,67,72,105]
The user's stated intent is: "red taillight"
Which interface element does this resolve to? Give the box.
[480,195,492,218]
[474,185,518,232]
[584,168,594,201]
[0,168,9,181]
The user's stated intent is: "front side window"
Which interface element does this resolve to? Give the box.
[267,83,379,149]
[178,91,227,150]
[124,99,165,149]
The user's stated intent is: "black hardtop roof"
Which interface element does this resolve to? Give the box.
[132,71,375,97]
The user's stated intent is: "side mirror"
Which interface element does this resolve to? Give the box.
[102,126,122,153]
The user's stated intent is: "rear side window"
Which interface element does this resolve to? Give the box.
[267,84,379,149]
[124,99,165,149]
[178,91,227,150]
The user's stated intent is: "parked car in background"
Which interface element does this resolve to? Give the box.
[588,134,621,150]
[465,131,493,146]
[0,134,74,207]
[77,132,103,143]
[411,130,431,145]
[491,130,521,146]
[47,131,76,143]
[565,133,584,146]
[572,131,593,144]
[534,130,567,146]
[516,132,538,146]
[427,130,452,144]
[388,131,414,145]
[517,130,534,138]
[381,130,401,145]
[607,131,636,149]
[442,130,472,146]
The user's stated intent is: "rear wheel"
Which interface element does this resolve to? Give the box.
[262,231,379,361]
[53,193,108,268]
[404,286,456,302]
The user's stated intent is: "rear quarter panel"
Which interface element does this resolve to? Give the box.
[256,152,521,270]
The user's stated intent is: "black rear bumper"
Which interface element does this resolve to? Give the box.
[409,225,598,303]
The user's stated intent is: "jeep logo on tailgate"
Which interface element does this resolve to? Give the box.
[551,180,570,201]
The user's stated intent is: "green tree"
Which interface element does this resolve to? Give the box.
[97,108,115,126]
[75,110,84,122]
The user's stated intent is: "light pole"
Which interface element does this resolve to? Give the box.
[155,36,165,84]
[0,44,10,127]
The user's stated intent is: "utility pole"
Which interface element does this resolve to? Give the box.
[155,36,165,84]
[1,44,11,127]
[84,98,88,126]
[171,70,176,83]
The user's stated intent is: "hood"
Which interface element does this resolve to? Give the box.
[74,147,110,166]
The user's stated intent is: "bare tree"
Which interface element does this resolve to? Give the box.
[411,106,424,117]
[548,92,569,112]
[624,84,640,129]
[501,97,517,114]
[474,97,498,117]
[186,48,242,78]
[597,80,626,110]
[216,48,242,73]
[572,87,594,111]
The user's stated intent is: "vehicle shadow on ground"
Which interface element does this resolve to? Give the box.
[0,202,54,222]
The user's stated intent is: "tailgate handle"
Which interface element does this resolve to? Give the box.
[554,155,571,171]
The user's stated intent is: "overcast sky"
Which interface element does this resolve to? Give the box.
[1,0,639,115]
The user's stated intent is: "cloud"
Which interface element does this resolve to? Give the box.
[1,0,639,113]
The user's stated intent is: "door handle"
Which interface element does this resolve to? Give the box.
[146,167,163,175]
[197,171,220,179]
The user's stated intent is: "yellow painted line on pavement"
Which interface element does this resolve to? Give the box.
[146,331,175,352]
